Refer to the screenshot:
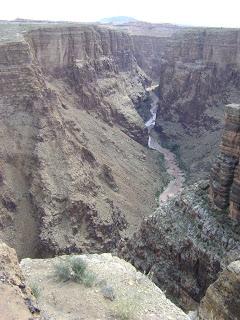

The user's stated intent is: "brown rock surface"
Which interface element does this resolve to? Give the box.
[0,240,39,319]
[210,104,240,221]
[115,26,240,181]
[0,25,168,258]
[120,182,240,311]
[198,260,240,320]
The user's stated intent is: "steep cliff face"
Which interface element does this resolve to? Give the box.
[0,25,168,258]
[120,103,240,311]
[198,260,240,320]
[0,240,39,319]
[113,27,240,180]
[0,39,48,258]
[155,30,240,180]
[26,26,150,144]
[157,30,240,121]
[119,181,240,311]
[210,104,240,221]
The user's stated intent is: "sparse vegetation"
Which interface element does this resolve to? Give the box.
[81,270,96,287]
[54,256,96,287]
[101,284,116,301]
[155,190,161,200]
[55,258,72,281]
[29,282,41,299]
[112,298,138,320]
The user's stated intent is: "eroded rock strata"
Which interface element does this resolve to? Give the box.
[1,21,240,319]
[120,102,240,311]
[210,103,240,220]
[0,240,39,319]
[119,181,240,311]
[126,28,240,180]
[199,260,240,320]
[0,25,167,258]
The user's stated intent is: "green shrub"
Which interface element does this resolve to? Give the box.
[54,256,96,287]
[81,271,96,287]
[71,256,87,282]
[155,190,161,199]
[29,282,41,299]
[112,298,137,320]
[55,259,72,281]
[101,285,116,301]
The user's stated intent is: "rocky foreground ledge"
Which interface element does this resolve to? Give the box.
[0,239,187,320]
[1,239,239,319]
[21,253,187,320]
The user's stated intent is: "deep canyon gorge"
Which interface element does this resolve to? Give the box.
[0,20,240,319]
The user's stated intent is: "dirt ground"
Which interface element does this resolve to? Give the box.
[21,253,188,320]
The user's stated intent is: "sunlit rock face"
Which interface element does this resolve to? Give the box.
[210,104,240,221]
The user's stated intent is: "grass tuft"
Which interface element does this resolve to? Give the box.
[112,298,138,320]
[29,282,41,299]
[54,256,96,287]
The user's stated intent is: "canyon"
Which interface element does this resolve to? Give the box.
[120,103,240,311]
[0,20,239,319]
[0,24,168,259]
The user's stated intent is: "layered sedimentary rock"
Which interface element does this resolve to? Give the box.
[210,104,240,220]
[119,92,240,311]
[115,27,240,180]
[120,181,240,311]
[0,25,168,258]
[0,240,39,319]
[198,260,240,320]
[27,26,150,144]
[0,39,48,258]
[156,30,240,180]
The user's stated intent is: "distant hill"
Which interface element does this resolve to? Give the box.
[99,16,137,25]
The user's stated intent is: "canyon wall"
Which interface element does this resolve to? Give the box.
[0,25,168,258]
[1,23,240,318]
[121,28,240,180]
[199,260,240,320]
[120,102,240,311]
[2,24,240,259]
[210,103,240,221]
[120,180,240,311]
[0,39,48,258]
[27,26,150,142]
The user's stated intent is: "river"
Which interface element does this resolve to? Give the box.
[145,85,185,205]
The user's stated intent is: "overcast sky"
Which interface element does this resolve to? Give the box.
[1,0,240,28]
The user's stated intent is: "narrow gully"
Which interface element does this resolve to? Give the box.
[145,85,185,204]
